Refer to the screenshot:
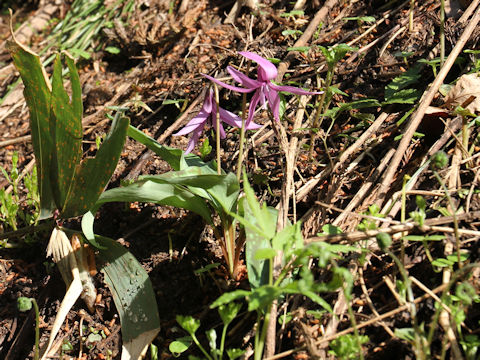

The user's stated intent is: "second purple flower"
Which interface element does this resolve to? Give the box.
[174,88,261,154]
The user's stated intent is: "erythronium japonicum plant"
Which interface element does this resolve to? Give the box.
[203,51,322,126]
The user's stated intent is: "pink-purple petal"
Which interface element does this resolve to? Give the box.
[269,82,322,96]
[184,129,201,154]
[265,87,281,121]
[202,73,253,93]
[203,89,214,113]
[227,66,262,89]
[173,113,208,136]
[219,108,243,127]
[245,90,263,127]
[239,51,278,81]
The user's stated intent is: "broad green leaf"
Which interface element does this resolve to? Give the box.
[61,114,129,217]
[207,172,240,214]
[7,40,55,218]
[81,174,215,247]
[242,171,276,239]
[272,222,303,256]
[240,172,280,288]
[142,170,240,215]
[50,53,82,208]
[242,196,277,288]
[95,235,160,359]
[94,180,213,224]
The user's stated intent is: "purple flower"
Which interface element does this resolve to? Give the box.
[203,51,321,125]
[174,89,261,154]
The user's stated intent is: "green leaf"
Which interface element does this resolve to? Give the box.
[395,327,416,342]
[105,46,121,54]
[243,171,276,239]
[176,315,200,335]
[404,235,444,241]
[210,290,250,309]
[254,248,277,260]
[272,222,303,255]
[326,99,381,120]
[247,285,282,312]
[95,180,213,223]
[286,46,310,53]
[318,224,343,235]
[385,63,422,100]
[241,180,278,288]
[343,16,376,22]
[95,235,160,359]
[382,88,420,105]
[218,302,242,326]
[69,48,91,59]
[169,337,192,356]
[142,169,240,214]
[8,40,56,218]
[50,53,83,208]
[431,258,454,267]
[61,114,129,217]
[226,348,246,360]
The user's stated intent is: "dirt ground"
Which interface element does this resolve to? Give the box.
[1,0,480,359]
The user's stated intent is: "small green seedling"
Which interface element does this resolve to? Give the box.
[0,152,39,235]
[394,51,415,67]
[17,297,40,360]
[170,302,244,360]
[328,333,369,360]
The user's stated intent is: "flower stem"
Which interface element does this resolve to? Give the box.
[28,298,40,360]
[236,62,251,181]
[214,84,222,175]
[236,92,248,181]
